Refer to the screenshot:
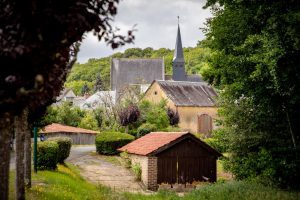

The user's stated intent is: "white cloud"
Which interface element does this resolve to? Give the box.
[77,0,211,63]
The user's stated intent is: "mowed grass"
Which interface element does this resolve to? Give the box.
[9,164,300,200]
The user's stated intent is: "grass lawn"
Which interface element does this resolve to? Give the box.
[9,164,299,200]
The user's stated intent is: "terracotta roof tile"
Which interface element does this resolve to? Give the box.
[42,123,98,135]
[118,132,188,156]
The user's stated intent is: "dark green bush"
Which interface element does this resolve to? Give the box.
[37,141,59,170]
[136,123,157,138]
[95,131,134,155]
[48,137,72,163]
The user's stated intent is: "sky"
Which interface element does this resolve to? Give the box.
[77,0,212,63]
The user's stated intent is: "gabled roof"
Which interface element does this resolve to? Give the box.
[41,123,98,135]
[56,88,76,101]
[155,80,217,107]
[118,132,222,157]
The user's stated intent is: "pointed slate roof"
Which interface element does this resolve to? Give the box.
[173,24,184,63]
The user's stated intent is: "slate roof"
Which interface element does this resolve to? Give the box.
[118,132,188,156]
[56,88,76,101]
[156,80,217,107]
[187,74,204,82]
[41,123,98,135]
[110,58,164,92]
[118,132,222,157]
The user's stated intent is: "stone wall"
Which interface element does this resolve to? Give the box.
[129,154,158,191]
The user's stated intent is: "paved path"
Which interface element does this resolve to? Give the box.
[67,145,145,193]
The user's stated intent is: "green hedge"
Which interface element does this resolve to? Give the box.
[37,141,59,170]
[95,131,134,155]
[48,137,72,163]
[137,123,157,138]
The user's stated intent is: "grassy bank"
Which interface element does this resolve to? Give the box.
[9,164,299,200]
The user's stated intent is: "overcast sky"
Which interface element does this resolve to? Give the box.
[77,0,212,63]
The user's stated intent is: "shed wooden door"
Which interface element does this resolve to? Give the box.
[198,114,212,136]
[157,138,217,184]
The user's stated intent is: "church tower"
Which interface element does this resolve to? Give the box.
[172,17,186,81]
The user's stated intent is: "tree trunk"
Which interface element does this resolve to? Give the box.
[24,109,31,188]
[0,112,13,200]
[15,110,26,200]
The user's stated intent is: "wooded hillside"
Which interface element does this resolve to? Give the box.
[65,46,211,95]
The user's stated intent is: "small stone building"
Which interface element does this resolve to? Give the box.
[41,123,98,144]
[143,80,218,135]
[118,132,221,191]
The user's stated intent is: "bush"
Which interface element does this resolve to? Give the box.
[95,131,134,155]
[167,108,180,126]
[131,163,142,181]
[136,123,157,138]
[120,151,131,168]
[48,137,72,163]
[37,141,59,170]
[203,129,229,153]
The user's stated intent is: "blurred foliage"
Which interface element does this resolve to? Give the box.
[203,0,300,188]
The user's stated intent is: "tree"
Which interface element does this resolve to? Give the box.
[167,108,179,126]
[81,83,90,96]
[203,0,300,188]
[0,1,134,198]
[118,104,140,133]
[94,72,103,92]
[79,113,99,131]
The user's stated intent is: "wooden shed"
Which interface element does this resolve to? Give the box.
[118,132,222,191]
[41,123,98,145]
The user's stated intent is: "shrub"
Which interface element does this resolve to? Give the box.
[95,131,134,155]
[131,163,142,181]
[203,129,229,153]
[137,123,157,138]
[120,151,131,168]
[48,137,72,163]
[37,141,59,170]
[167,108,179,126]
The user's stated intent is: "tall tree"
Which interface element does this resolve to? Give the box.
[0,1,134,199]
[94,72,103,92]
[14,110,27,200]
[203,0,300,188]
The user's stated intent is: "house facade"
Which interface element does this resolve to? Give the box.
[144,80,218,135]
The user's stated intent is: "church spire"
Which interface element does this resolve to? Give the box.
[173,16,184,62]
[172,16,186,81]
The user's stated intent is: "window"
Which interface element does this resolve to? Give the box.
[154,91,157,95]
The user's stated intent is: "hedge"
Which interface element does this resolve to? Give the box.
[37,141,59,170]
[137,123,157,138]
[48,137,72,163]
[95,131,134,155]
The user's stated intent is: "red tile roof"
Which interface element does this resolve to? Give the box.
[41,123,98,135]
[118,132,189,156]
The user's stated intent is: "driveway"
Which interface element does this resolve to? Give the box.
[67,145,145,193]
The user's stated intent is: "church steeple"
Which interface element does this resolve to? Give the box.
[172,16,186,81]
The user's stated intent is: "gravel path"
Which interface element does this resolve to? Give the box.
[67,146,145,193]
